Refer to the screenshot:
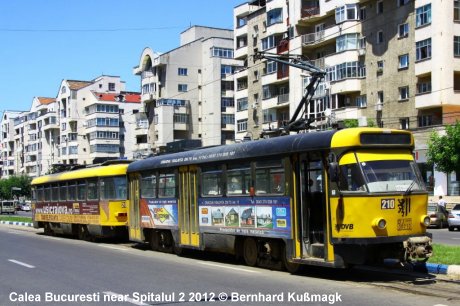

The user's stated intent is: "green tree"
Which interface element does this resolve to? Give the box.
[0,175,32,200]
[426,121,460,173]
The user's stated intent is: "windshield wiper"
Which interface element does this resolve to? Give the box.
[404,180,417,196]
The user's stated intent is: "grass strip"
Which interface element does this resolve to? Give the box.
[0,215,32,223]
[429,244,460,265]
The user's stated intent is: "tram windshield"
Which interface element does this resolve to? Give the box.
[338,152,425,193]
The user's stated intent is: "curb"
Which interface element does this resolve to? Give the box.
[0,220,33,227]
[412,262,460,278]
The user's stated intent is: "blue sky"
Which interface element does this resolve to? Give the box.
[0,0,243,113]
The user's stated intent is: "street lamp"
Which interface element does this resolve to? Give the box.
[11,187,21,200]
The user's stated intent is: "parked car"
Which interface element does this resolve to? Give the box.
[0,200,16,214]
[427,203,448,228]
[448,204,460,231]
[20,203,31,212]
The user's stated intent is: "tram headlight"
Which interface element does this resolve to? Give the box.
[373,218,387,230]
[421,215,430,227]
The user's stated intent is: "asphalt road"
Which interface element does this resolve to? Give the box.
[0,225,458,306]
[428,228,460,246]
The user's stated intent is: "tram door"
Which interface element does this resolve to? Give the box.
[178,166,200,247]
[300,154,326,258]
[128,173,143,241]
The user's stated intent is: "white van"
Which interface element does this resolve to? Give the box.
[0,200,16,214]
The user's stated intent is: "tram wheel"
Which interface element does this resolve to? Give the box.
[43,223,54,236]
[150,231,159,251]
[158,231,173,253]
[282,245,302,274]
[243,237,258,267]
[78,225,91,241]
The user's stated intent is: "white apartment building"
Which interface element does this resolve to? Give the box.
[1,110,24,178]
[133,26,243,153]
[56,75,142,165]
[233,0,460,198]
[0,75,143,179]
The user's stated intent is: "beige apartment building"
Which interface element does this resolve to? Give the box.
[233,0,460,197]
[133,26,243,153]
[0,75,143,179]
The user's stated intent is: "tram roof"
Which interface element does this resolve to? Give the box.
[128,130,337,173]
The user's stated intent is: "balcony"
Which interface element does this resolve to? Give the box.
[277,93,289,105]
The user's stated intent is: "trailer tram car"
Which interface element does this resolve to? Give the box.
[31,161,130,240]
[126,128,432,271]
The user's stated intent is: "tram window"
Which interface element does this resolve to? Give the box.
[227,165,251,195]
[141,173,156,198]
[339,163,367,192]
[255,160,284,195]
[31,187,37,201]
[77,180,86,201]
[51,184,59,201]
[100,176,127,200]
[59,183,67,201]
[159,173,176,198]
[68,182,77,201]
[201,168,223,196]
[87,179,98,200]
[44,186,51,201]
[37,186,44,202]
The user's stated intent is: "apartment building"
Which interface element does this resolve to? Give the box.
[0,75,142,179]
[56,75,142,165]
[233,0,460,197]
[1,110,24,178]
[133,26,243,153]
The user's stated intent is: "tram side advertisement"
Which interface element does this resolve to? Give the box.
[34,202,100,224]
[198,197,291,238]
[140,198,179,228]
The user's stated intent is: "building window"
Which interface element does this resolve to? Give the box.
[221,65,235,77]
[377,60,384,75]
[178,68,188,76]
[211,47,234,58]
[377,31,384,44]
[417,82,432,94]
[108,83,115,91]
[356,95,367,108]
[335,4,358,23]
[267,8,282,26]
[266,61,277,74]
[222,114,235,125]
[416,38,432,61]
[336,33,359,52]
[416,4,431,27]
[397,0,409,7]
[237,97,248,111]
[178,84,188,92]
[376,0,383,14]
[173,113,188,124]
[399,86,409,101]
[455,0,460,21]
[377,91,384,104]
[261,35,281,51]
[237,119,248,132]
[418,115,432,127]
[398,23,409,38]
[399,54,409,69]
[455,36,460,57]
[360,7,366,20]
[400,118,409,130]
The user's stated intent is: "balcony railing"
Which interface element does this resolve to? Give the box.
[277,93,289,104]
[302,31,325,45]
[301,6,320,19]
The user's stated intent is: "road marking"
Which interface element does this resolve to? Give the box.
[102,292,147,306]
[99,245,128,251]
[199,262,261,273]
[8,259,35,269]
[40,235,63,241]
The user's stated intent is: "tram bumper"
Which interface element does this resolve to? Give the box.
[403,236,433,261]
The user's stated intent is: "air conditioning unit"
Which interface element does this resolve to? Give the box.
[252,33,258,38]
[252,103,258,109]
